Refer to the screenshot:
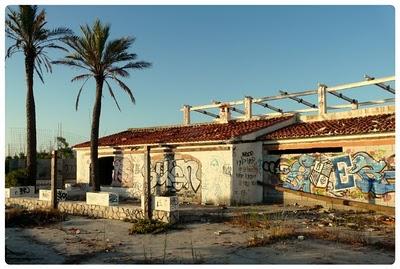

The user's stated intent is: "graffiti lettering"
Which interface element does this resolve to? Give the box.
[331,155,355,190]
[19,186,31,195]
[265,152,395,201]
[56,190,68,201]
[222,164,232,176]
[109,193,119,204]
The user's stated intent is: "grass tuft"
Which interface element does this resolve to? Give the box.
[128,219,172,234]
[6,208,67,227]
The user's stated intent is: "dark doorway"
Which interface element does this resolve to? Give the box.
[98,157,114,186]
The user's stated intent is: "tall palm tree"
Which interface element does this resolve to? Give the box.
[6,5,72,182]
[54,19,151,191]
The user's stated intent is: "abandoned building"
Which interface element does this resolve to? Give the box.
[73,75,395,208]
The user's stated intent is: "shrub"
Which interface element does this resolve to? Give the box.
[129,219,172,234]
[5,168,30,187]
[5,208,67,227]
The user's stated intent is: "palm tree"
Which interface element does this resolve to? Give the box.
[54,19,151,191]
[6,5,72,183]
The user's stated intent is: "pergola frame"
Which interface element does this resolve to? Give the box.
[181,75,395,124]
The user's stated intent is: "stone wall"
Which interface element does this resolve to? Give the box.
[6,197,50,210]
[5,198,179,223]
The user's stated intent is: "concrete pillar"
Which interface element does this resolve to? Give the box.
[143,146,152,220]
[244,96,253,120]
[183,105,191,125]
[219,105,231,123]
[318,84,327,115]
[351,102,359,110]
[164,149,175,195]
[50,150,58,209]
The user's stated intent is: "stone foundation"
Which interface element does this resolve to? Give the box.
[5,197,178,223]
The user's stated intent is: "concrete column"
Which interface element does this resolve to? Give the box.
[218,105,231,123]
[183,105,191,125]
[244,96,253,120]
[164,149,175,195]
[318,84,327,115]
[351,102,359,110]
[50,150,58,209]
[143,146,152,220]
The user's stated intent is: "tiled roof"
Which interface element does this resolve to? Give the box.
[74,115,293,148]
[262,113,395,140]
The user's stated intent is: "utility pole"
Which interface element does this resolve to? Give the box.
[50,150,58,209]
[143,146,152,220]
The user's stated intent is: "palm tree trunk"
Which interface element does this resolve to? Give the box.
[90,76,104,192]
[25,53,37,184]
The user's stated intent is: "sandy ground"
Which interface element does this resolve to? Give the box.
[5,215,395,264]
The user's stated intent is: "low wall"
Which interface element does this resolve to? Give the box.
[5,197,179,223]
[263,146,395,207]
[277,187,395,216]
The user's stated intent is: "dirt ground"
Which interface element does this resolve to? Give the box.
[5,206,396,264]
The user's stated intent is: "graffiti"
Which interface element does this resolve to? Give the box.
[148,157,202,194]
[109,193,119,204]
[234,148,261,203]
[19,186,32,195]
[265,152,395,199]
[112,156,124,186]
[56,190,68,201]
[210,158,220,168]
[222,164,232,176]
[262,160,290,175]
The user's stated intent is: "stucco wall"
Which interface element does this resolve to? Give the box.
[232,142,263,205]
[76,150,91,183]
[263,141,395,207]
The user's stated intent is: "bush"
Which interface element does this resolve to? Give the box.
[5,168,30,187]
[6,208,67,227]
[128,219,172,234]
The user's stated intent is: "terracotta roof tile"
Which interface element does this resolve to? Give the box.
[74,115,293,148]
[262,113,395,140]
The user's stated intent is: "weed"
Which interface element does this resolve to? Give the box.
[230,212,270,229]
[162,233,167,263]
[190,239,204,264]
[128,219,172,234]
[5,208,67,227]
[247,225,297,247]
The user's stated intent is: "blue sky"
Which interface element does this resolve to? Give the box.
[5,5,395,150]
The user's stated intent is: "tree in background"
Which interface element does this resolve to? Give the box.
[57,136,74,159]
[54,19,151,191]
[6,5,72,183]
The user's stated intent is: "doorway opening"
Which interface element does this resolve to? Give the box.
[98,157,114,186]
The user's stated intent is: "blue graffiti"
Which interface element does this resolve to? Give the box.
[284,155,315,192]
[349,152,395,196]
[279,152,395,198]
[331,155,355,190]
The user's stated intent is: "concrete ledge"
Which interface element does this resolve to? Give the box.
[100,186,137,199]
[6,197,176,223]
[86,192,119,206]
[275,186,395,215]
[154,196,179,212]
[39,189,68,201]
[5,186,35,198]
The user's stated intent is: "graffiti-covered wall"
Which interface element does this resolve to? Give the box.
[118,150,232,204]
[263,144,395,207]
[76,147,233,205]
[232,142,264,205]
